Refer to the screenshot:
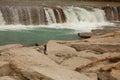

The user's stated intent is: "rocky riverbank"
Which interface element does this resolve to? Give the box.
[0,29,119,80]
[78,26,120,38]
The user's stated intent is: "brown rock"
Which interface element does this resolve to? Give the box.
[46,40,77,64]
[1,47,92,80]
[84,73,97,80]
[0,76,17,80]
[61,57,92,70]
[69,30,120,53]
[100,61,120,71]
[91,27,120,36]
[78,27,120,38]
[77,50,99,60]
[0,62,11,76]
[78,32,93,38]
[0,44,23,52]
[111,69,120,80]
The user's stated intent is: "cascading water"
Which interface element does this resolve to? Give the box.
[0,6,118,25]
[0,10,5,25]
[0,6,117,31]
[0,5,119,45]
[102,6,120,21]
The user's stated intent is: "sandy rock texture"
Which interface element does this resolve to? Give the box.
[0,30,120,80]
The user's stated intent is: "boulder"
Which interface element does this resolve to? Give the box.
[78,32,93,38]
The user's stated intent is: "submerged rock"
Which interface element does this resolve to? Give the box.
[78,32,93,38]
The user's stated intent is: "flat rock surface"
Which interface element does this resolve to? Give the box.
[0,76,17,80]
[0,47,92,80]
[46,40,77,64]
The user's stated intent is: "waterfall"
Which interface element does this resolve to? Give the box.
[63,6,106,23]
[44,7,56,24]
[0,6,119,25]
[0,10,5,25]
[102,6,120,21]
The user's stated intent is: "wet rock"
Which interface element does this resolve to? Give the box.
[78,32,93,38]
[91,27,120,36]
[78,27,120,38]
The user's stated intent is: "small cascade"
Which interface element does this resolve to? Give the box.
[44,7,56,24]
[63,6,106,23]
[0,6,119,25]
[0,10,5,25]
[53,8,66,23]
[102,6,120,22]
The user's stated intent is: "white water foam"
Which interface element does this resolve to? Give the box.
[0,22,115,32]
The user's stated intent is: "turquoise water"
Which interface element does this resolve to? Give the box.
[0,27,79,45]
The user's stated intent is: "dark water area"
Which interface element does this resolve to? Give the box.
[0,28,79,45]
